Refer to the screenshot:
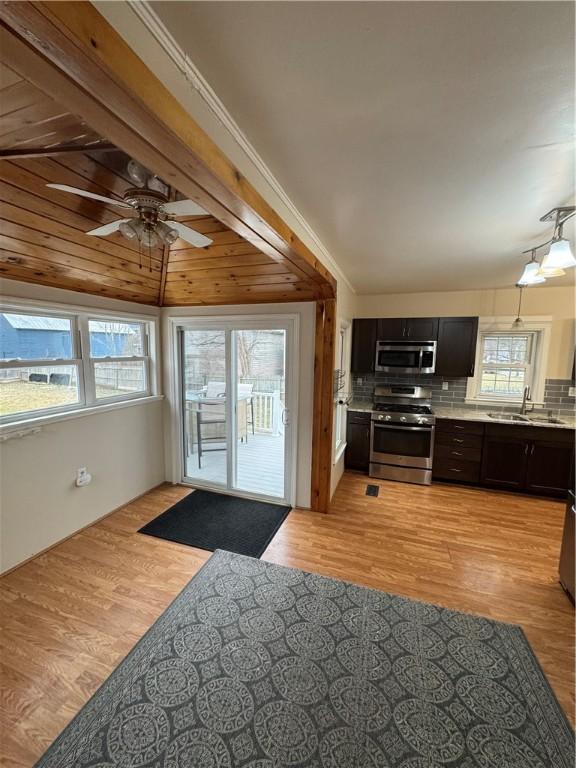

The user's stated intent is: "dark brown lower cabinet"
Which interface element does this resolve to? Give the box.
[480,434,530,491]
[345,412,371,471]
[481,424,574,498]
[525,440,574,496]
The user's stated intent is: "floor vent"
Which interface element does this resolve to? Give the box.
[366,484,380,497]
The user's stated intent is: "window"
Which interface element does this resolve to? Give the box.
[334,322,350,459]
[478,333,534,399]
[88,320,148,401]
[466,318,551,405]
[0,307,156,423]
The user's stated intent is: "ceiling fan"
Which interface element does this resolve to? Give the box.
[46,160,213,250]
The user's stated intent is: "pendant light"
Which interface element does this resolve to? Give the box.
[517,249,546,286]
[511,286,524,329]
[539,210,575,275]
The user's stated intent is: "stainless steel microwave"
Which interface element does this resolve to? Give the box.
[375,340,437,374]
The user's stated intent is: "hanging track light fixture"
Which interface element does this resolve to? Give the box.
[516,205,575,285]
[538,206,576,274]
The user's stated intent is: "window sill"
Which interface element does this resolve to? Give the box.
[0,394,164,434]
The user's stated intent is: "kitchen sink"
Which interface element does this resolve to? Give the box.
[527,416,566,425]
[487,412,566,426]
[487,413,530,422]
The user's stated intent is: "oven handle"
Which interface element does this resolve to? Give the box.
[372,422,434,432]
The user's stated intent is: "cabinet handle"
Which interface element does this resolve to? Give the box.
[453,438,464,444]
[530,443,535,456]
[451,451,463,456]
[524,443,529,455]
[449,468,462,473]
[453,425,465,430]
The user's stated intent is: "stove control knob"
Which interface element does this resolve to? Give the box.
[378,414,384,421]
[385,415,392,421]
[400,416,407,422]
[419,417,428,424]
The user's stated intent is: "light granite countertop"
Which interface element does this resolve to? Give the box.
[348,400,575,430]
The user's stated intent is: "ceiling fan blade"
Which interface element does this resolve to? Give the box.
[161,199,207,216]
[170,221,213,247]
[85,219,130,237]
[46,183,133,209]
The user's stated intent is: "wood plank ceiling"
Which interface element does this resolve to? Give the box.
[0,62,325,306]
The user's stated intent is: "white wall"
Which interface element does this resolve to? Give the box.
[161,302,315,508]
[354,286,575,379]
[0,279,165,573]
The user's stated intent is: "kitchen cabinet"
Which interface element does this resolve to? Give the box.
[345,411,371,471]
[404,317,438,341]
[481,424,574,497]
[351,315,478,377]
[525,440,574,496]
[435,317,478,377]
[376,318,404,340]
[351,319,377,373]
[433,418,484,484]
[480,432,528,491]
[376,317,438,341]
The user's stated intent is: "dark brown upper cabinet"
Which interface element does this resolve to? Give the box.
[376,317,438,341]
[403,317,439,341]
[351,319,378,372]
[435,317,479,377]
[376,318,404,340]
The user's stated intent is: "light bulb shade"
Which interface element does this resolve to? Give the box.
[156,221,179,245]
[540,238,575,271]
[517,260,546,286]
[511,316,524,329]
[537,263,566,278]
[140,226,159,248]
[119,219,139,240]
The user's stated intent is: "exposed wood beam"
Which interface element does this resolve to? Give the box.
[0,142,116,160]
[0,1,336,296]
[311,298,336,513]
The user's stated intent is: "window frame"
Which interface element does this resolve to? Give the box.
[0,301,159,426]
[465,316,552,406]
[334,319,351,462]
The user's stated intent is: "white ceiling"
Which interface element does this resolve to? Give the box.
[151,1,575,294]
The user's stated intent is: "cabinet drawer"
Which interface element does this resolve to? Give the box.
[435,432,483,450]
[347,411,371,425]
[436,418,485,436]
[433,458,480,483]
[435,442,482,463]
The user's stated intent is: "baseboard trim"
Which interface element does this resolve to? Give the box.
[0,482,169,577]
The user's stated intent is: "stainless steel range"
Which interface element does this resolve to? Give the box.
[369,385,435,486]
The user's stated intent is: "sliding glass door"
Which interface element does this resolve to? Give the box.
[179,318,295,504]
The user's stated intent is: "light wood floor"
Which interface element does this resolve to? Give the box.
[1,473,573,765]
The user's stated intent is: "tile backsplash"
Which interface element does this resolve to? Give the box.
[352,374,575,418]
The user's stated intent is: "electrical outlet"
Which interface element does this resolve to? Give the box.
[357,378,363,385]
[442,381,449,391]
[76,467,92,487]
[569,386,576,398]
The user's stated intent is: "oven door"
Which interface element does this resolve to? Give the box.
[375,343,422,373]
[370,421,434,469]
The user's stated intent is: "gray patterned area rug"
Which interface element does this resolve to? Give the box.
[36,550,574,767]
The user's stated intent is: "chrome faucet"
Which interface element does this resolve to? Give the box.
[520,386,531,415]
